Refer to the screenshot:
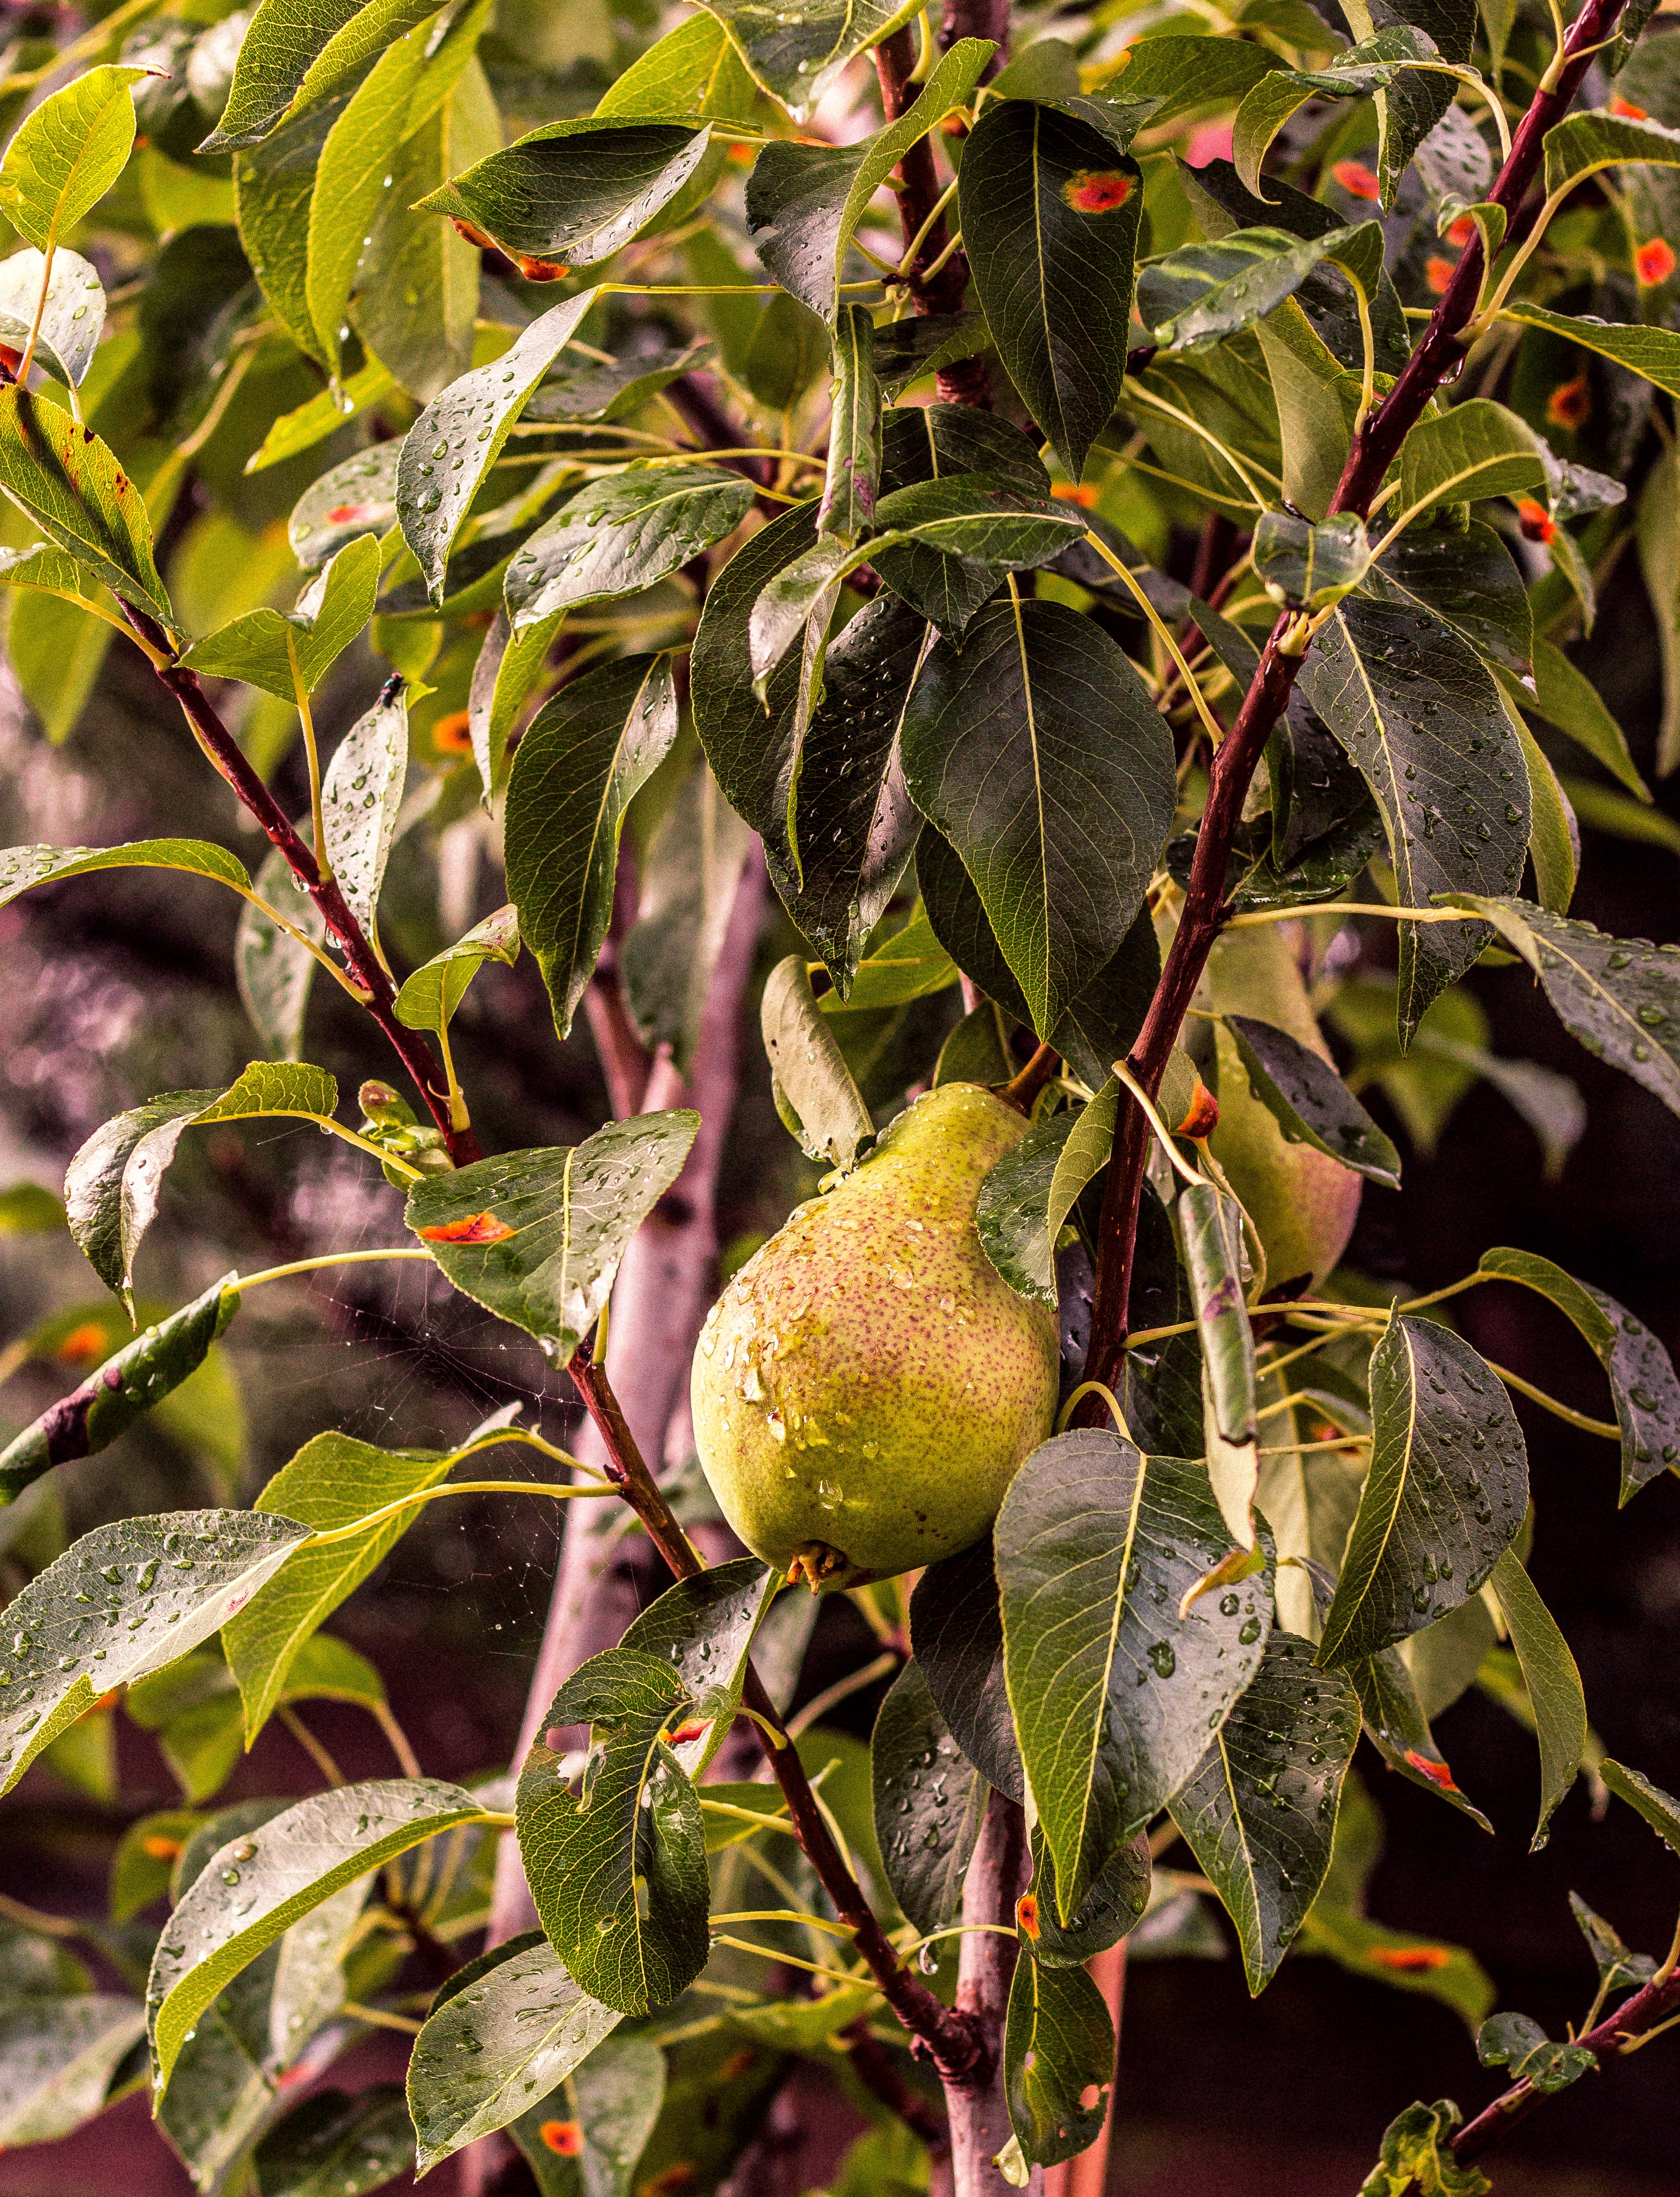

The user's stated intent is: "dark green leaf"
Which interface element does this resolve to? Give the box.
[510,2033,665,2197]
[205,0,433,149]
[909,1538,1024,1803]
[1231,28,1446,210]
[1227,1015,1401,1187]
[958,98,1144,479]
[976,1110,1077,1309]
[526,340,716,425]
[692,0,934,113]
[1474,1244,1679,1500]
[0,1509,311,1797]
[396,289,600,601]
[901,597,1174,1037]
[1569,1893,1657,1993]
[871,1659,988,1937]
[252,2084,415,2197]
[1107,34,1281,129]
[693,498,816,835]
[1377,522,1533,678]
[516,1649,710,2016]
[879,402,1051,499]
[873,313,989,400]
[1601,1758,1680,1855]
[0,388,173,627]
[1143,222,1381,353]
[1488,1549,1586,1850]
[149,1778,491,2087]
[406,1113,699,1358]
[416,120,710,269]
[0,1278,239,1503]
[1439,897,1680,1126]
[1476,2012,1595,2094]
[1021,1821,1151,1968]
[1317,1314,1527,1666]
[619,1557,776,1775]
[0,1994,147,2146]
[1394,399,1547,521]
[620,765,755,1069]
[996,1430,1271,1916]
[1296,588,1529,1039]
[1003,1951,1114,2168]
[407,1934,621,2171]
[505,466,753,630]
[1543,106,1680,200]
[1353,1632,1493,1831]
[1254,509,1371,610]
[1168,1630,1360,1992]
[760,953,873,1170]
[505,655,681,1040]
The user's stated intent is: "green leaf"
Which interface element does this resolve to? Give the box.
[179,533,381,700]
[1395,399,1547,521]
[1296,588,1529,1039]
[205,0,436,151]
[958,98,1144,480]
[620,764,755,1070]
[287,446,399,576]
[510,2034,665,2197]
[1317,1315,1527,1667]
[1169,1630,1360,1992]
[1231,28,1446,208]
[317,679,407,940]
[692,0,927,114]
[233,93,340,369]
[1144,222,1381,353]
[1474,1244,1679,1500]
[407,1934,621,2172]
[744,40,994,320]
[1180,1179,1261,1551]
[1498,298,1680,407]
[1107,33,1282,128]
[1441,896,1680,1124]
[0,1994,147,2146]
[396,289,599,602]
[404,1112,701,1359]
[1254,510,1371,610]
[237,844,325,1062]
[901,596,1174,1038]
[1510,709,1578,916]
[0,1509,311,1796]
[223,1430,455,1741]
[516,1649,711,2017]
[595,10,757,123]
[0,1277,239,1503]
[0,388,172,626]
[0,248,103,388]
[0,838,251,924]
[910,1538,1025,1803]
[1499,639,1647,801]
[467,607,557,807]
[1570,1892,1658,1993]
[505,464,753,632]
[65,1064,339,1309]
[111,1810,205,1924]
[818,305,879,538]
[1226,1015,1401,1187]
[416,119,710,272]
[618,1557,776,1776]
[1542,105,1680,200]
[976,1109,1076,1309]
[1600,1757,1680,1855]
[1047,1078,1119,1242]
[996,1430,1272,1917]
[504,654,680,1041]
[1003,1951,1114,2168]
[148,1776,490,2088]
[1487,1548,1586,1851]
[1476,2011,1594,2094]
[871,1659,990,1937]
[1352,1626,1493,1831]
[873,311,989,401]
[1021,1820,1151,1968]
[252,2086,416,2197]
[305,23,433,381]
[0,65,154,251]
[0,1181,63,1235]
[394,904,519,1037]
[525,339,717,426]
[760,953,873,1171]
[1357,2099,1490,2195]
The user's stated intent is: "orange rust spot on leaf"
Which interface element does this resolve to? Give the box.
[1331,160,1382,203]
[432,708,474,753]
[1515,497,1556,545]
[516,254,571,282]
[325,503,380,525]
[1546,372,1592,431]
[141,1834,184,1861]
[87,1690,119,1714]
[1446,214,1476,248]
[665,1719,709,1745]
[1369,1943,1452,1971]
[1403,1748,1460,1790]
[1051,482,1099,506]
[1015,1892,1041,1940]
[56,1321,110,1364]
[418,1210,515,1243]
[451,219,497,251]
[1174,1078,1220,1141]
[539,2120,583,2157]
[1636,236,1677,286]
[1612,95,1648,118]
[1063,169,1134,214]
[719,2046,757,2081]
[1424,256,1456,295]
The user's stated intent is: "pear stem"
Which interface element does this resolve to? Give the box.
[998,1039,1062,1115]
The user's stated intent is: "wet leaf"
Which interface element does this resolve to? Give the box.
[1144,222,1381,353]
[405,1113,700,1359]
[237,844,325,1062]
[760,953,873,1171]
[996,1430,1272,1917]
[1357,2099,1489,2194]
[148,1778,490,2087]
[0,1509,311,1796]
[871,1658,989,1937]
[1003,1949,1113,2168]
[694,0,929,114]
[319,680,408,941]
[1317,1314,1528,1666]
[1542,106,1680,200]
[619,1557,776,1775]
[510,2032,665,2197]
[1395,399,1547,522]
[818,305,879,537]
[1254,510,1371,610]
[1486,1549,1586,1851]
[1180,1180,1260,1550]
[205,0,436,150]
[1569,1892,1657,1994]
[909,1536,1025,1804]
[526,340,716,427]
[505,655,681,1041]
[1600,1757,1680,1855]
[0,249,104,389]
[1168,1630,1360,1992]
[504,466,752,631]
[1476,2012,1594,2094]
[1226,1015,1401,1187]
[0,1277,239,1502]
[1020,1821,1151,1968]
[1106,34,1281,129]
[516,1649,710,2017]
[287,444,401,573]
[0,1994,146,2146]
[976,1110,1078,1309]
[1231,28,1446,209]
[251,2083,415,2197]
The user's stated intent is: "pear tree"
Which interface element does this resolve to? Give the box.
[2,0,1680,2191]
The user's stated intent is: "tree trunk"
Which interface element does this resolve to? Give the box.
[940,1791,1040,2197]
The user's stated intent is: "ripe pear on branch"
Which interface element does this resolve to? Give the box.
[692,1082,1059,1591]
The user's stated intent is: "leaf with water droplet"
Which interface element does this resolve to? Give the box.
[870,1659,989,1936]
[1003,1940,1114,2168]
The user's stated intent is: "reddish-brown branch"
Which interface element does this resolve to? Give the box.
[117,601,480,1163]
[1080,0,1629,1401]
[564,1345,984,2081]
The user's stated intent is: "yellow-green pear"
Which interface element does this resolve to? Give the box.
[692,1083,1059,1590]
[1206,921,1363,1293]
